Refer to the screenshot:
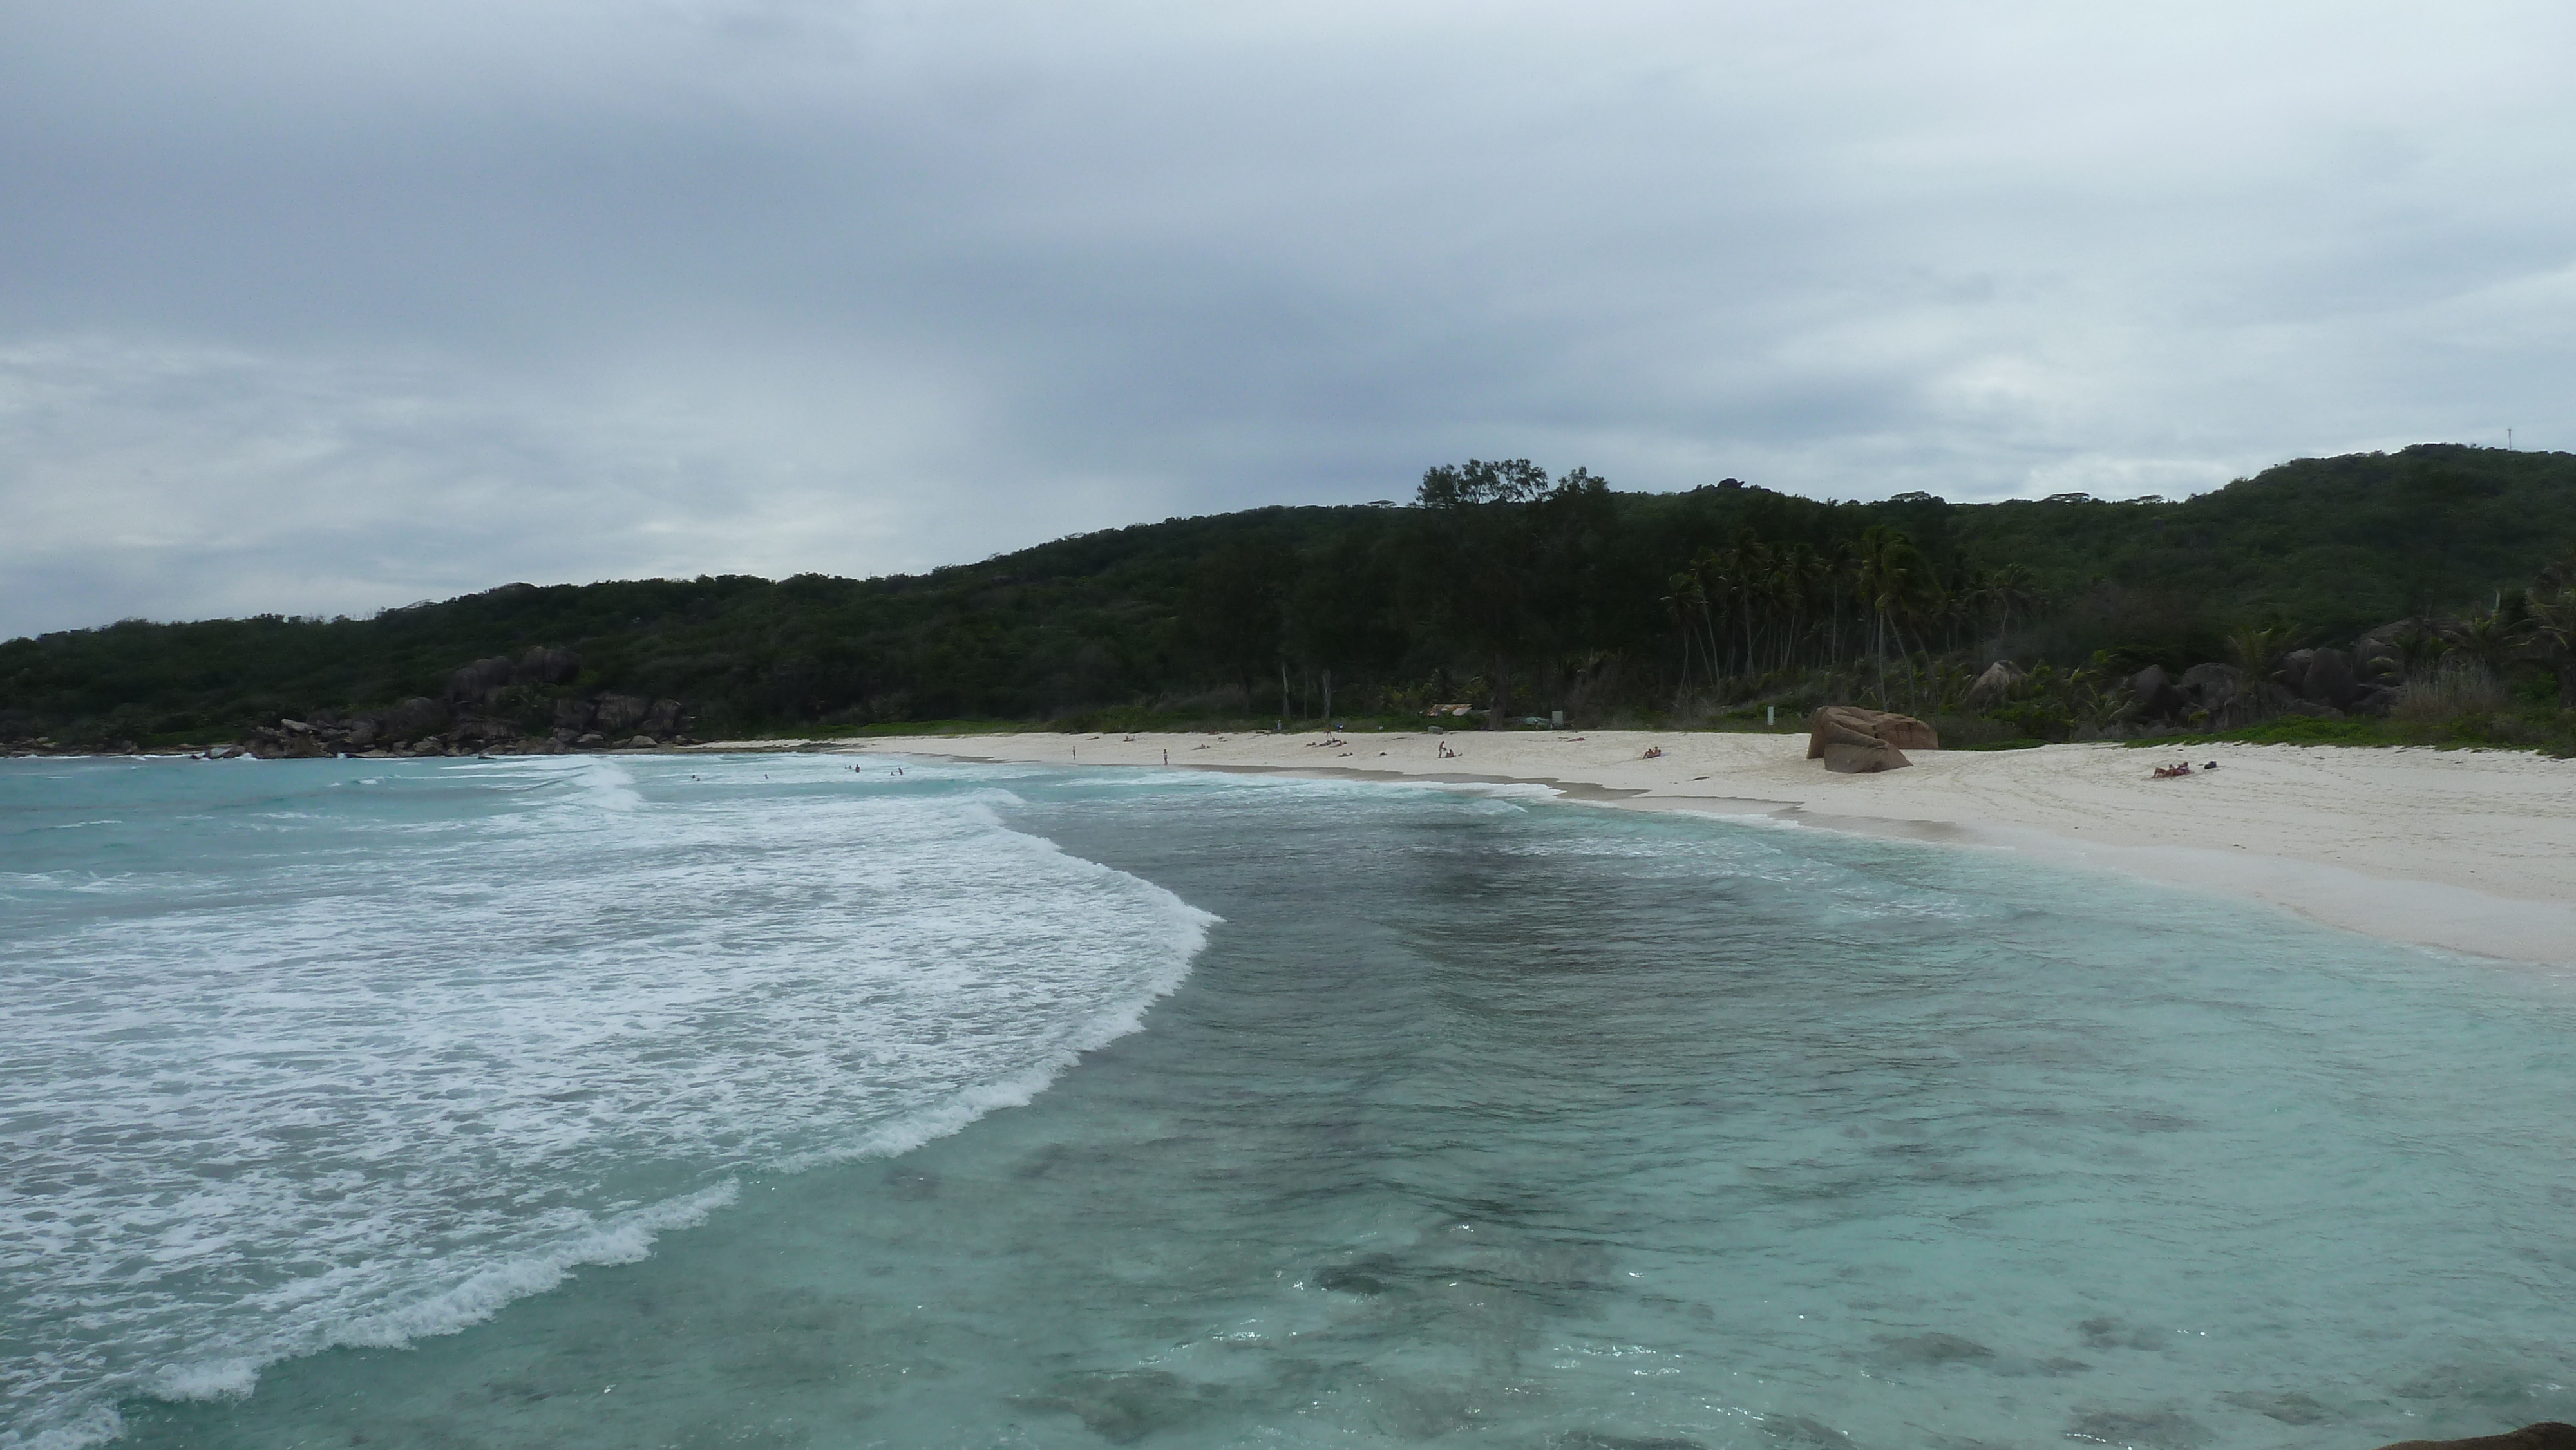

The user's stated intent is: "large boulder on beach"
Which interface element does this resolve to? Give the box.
[1804,706,1937,752]
[1806,706,1935,773]
[2371,1424,2576,1450]
[1877,709,1938,751]
[1820,735,1909,773]
[1814,706,1937,762]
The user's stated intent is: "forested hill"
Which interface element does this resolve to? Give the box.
[7,442,2576,748]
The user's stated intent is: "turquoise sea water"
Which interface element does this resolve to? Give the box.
[3,753,2571,1449]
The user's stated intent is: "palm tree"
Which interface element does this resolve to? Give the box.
[2383,618,2447,682]
[1822,538,1856,667]
[1727,534,1772,686]
[1989,562,2044,645]
[1852,525,1922,706]
[2215,623,2284,726]
[1687,545,1732,686]
[2222,622,2282,679]
[1660,572,1706,697]
[2437,607,2517,683]
[2521,587,2576,708]
[1784,543,1829,674]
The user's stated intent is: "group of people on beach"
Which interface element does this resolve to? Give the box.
[2152,760,2220,779]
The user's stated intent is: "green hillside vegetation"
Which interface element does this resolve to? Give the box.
[6,444,2576,755]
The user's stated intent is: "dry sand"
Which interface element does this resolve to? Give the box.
[727,729,2576,973]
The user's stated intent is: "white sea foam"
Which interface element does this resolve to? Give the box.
[0,755,1215,1449]
[535,754,645,813]
[314,1182,743,1355]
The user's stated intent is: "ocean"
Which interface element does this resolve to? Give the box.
[3,751,2570,1449]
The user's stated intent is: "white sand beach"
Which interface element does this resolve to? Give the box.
[792,730,2576,974]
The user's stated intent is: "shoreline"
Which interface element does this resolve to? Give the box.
[734,729,2576,974]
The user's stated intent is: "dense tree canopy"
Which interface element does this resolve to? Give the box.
[8,444,2576,746]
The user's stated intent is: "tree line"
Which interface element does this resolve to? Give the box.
[7,443,2576,748]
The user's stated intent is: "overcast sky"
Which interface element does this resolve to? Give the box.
[5,1,2573,636]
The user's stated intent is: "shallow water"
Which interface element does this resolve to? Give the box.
[6,755,2573,1449]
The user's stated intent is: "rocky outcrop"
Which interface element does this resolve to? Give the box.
[591,694,652,733]
[2098,625,2432,731]
[446,655,518,708]
[446,714,521,746]
[547,694,688,738]
[2353,623,2413,685]
[2288,647,2359,707]
[1807,706,1937,773]
[2277,644,2400,717]
[229,648,690,758]
[242,722,332,758]
[2125,664,2187,723]
[1865,709,1940,751]
[383,697,448,739]
[2177,662,2241,715]
[518,646,582,685]
[442,648,584,711]
[2371,1424,2576,1450]
[1966,661,2025,704]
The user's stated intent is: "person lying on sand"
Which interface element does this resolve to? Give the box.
[2152,762,2193,778]
[1642,746,1665,758]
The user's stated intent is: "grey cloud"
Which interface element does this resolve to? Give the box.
[6,1,2575,634]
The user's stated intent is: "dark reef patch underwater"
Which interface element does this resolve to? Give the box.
[5,753,2573,1449]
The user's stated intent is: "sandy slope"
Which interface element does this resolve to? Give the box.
[735,729,2576,973]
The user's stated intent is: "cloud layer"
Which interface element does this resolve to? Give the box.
[6,1,2573,634]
